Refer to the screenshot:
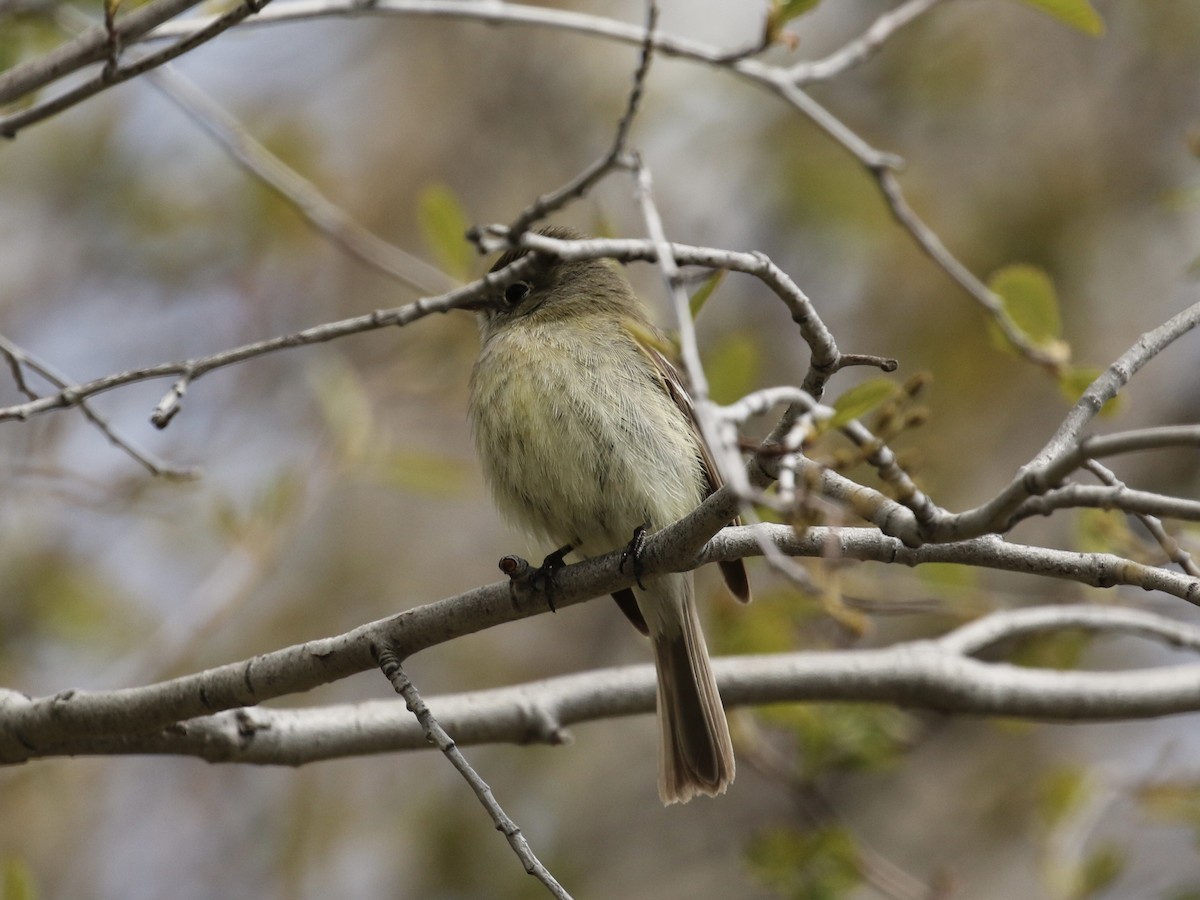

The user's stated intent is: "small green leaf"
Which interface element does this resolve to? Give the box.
[1012,629,1091,672]
[774,0,822,26]
[829,379,901,428]
[764,0,821,45]
[1014,0,1104,36]
[1037,766,1090,829]
[747,825,861,899]
[764,704,915,777]
[417,184,473,282]
[689,269,726,319]
[707,332,759,405]
[1138,780,1200,849]
[1075,508,1136,557]
[2,857,37,900]
[916,562,979,594]
[988,264,1063,346]
[309,360,375,464]
[1076,843,1124,899]
[378,451,465,495]
[1160,183,1200,211]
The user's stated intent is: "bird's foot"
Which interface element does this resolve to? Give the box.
[618,525,648,590]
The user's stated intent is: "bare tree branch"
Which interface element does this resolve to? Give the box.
[787,0,948,84]
[9,605,1200,766]
[1031,300,1200,468]
[376,647,572,899]
[500,1,657,237]
[0,333,198,478]
[924,300,1200,541]
[702,524,1200,606]
[143,65,456,297]
[0,237,838,427]
[0,0,274,138]
[1084,459,1200,578]
[0,0,203,105]
[5,517,1200,766]
[0,0,1051,366]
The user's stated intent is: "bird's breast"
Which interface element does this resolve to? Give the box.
[468,322,704,556]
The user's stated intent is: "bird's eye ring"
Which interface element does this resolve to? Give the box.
[503,281,531,306]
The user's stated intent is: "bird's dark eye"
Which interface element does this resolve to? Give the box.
[503,281,531,307]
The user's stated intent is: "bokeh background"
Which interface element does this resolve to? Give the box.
[2,1,1200,897]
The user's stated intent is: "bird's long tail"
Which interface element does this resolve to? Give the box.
[645,575,735,805]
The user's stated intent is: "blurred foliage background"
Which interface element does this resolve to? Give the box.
[2,1,1200,898]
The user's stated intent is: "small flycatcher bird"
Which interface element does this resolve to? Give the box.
[467,225,749,804]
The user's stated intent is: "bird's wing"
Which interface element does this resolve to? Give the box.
[625,319,751,604]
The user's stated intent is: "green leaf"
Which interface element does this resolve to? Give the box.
[711,586,817,656]
[378,451,465,495]
[707,332,760,405]
[689,269,726,319]
[1075,508,1136,557]
[988,263,1063,345]
[764,0,821,46]
[747,825,861,900]
[1138,780,1200,851]
[916,562,979,594]
[2,857,37,900]
[1075,843,1124,899]
[417,184,473,282]
[1160,183,1200,211]
[1014,0,1104,36]
[764,704,915,777]
[829,379,901,428]
[309,359,375,464]
[773,0,822,26]
[1037,766,1090,829]
[1011,629,1091,672]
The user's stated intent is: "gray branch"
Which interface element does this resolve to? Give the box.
[8,605,1200,766]
[4,520,1199,765]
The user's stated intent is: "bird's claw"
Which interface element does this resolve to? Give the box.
[619,525,649,591]
[531,544,573,612]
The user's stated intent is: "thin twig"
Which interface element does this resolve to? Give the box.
[872,169,1065,371]
[0,236,831,426]
[2,1,1034,371]
[0,333,197,478]
[936,605,1200,657]
[375,646,573,900]
[788,0,948,84]
[1,0,273,138]
[1031,300,1200,469]
[501,0,658,237]
[0,0,204,105]
[0,255,546,427]
[143,65,456,296]
[1084,459,1200,577]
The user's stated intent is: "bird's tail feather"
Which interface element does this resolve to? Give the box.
[648,581,734,804]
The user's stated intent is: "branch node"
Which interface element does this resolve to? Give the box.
[151,373,191,429]
[836,353,900,373]
[499,554,531,581]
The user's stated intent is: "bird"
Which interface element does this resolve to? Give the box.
[467,225,749,804]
